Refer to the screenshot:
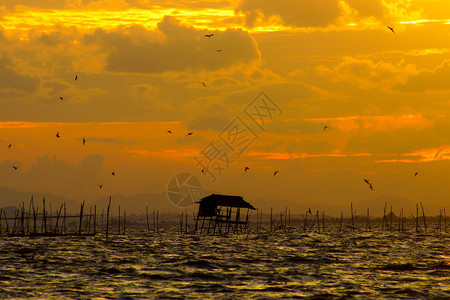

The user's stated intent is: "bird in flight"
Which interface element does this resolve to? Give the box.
[12,166,18,170]
[59,96,63,101]
[415,171,419,177]
[364,179,374,190]
[97,184,103,189]
[82,138,86,146]
[167,130,173,134]
[387,26,395,33]
[201,169,205,174]
[244,167,249,172]
[434,149,442,160]
[186,132,194,136]
[56,132,60,138]
[204,34,214,38]
[75,74,78,81]
[8,144,12,149]
[202,82,206,87]
[324,125,330,131]
[111,172,115,176]
[216,49,223,52]
[273,170,279,177]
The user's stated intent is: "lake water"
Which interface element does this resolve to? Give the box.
[0,226,448,299]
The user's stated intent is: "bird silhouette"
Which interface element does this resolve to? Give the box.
[59,96,63,101]
[75,74,78,81]
[273,170,279,177]
[324,125,330,131]
[97,184,103,189]
[202,82,206,87]
[111,172,115,176]
[167,130,173,134]
[8,144,12,149]
[387,26,395,33]
[186,132,193,136]
[364,179,374,190]
[244,167,249,172]
[201,169,205,174]
[82,138,86,146]
[434,149,442,160]
[12,166,18,170]
[216,49,223,52]
[56,132,60,138]
[415,171,419,177]
[205,34,214,38]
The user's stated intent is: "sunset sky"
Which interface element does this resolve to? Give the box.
[0,0,449,211]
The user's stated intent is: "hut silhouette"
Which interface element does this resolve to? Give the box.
[194,194,255,234]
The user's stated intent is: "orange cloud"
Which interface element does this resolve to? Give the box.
[402,146,450,162]
[304,114,433,133]
[245,151,369,160]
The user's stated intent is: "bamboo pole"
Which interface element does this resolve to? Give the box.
[416,203,419,232]
[42,197,46,234]
[156,210,159,233]
[351,203,354,232]
[270,207,273,232]
[94,205,97,235]
[87,206,92,234]
[123,211,126,234]
[79,201,84,235]
[3,209,9,234]
[118,205,121,235]
[339,211,343,232]
[444,208,447,232]
[180,213,183,234]
[420,202,427,232]
[27,195,33,235]
[63,202,66,235]
[185,208,188,234]
[322,211,325,233]
[153,209,155,232]
[106,196,111,237]
[390,205,393,231]
[146,206,150,234]
[55,204,63,234]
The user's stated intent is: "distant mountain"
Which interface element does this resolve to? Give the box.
[249,197,347,216]
[90,192,202,216]
[0,186,81,214]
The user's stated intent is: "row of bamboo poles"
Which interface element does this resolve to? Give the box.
[247,202,447,234]
[1,197,447,236]
[0,196,163,237]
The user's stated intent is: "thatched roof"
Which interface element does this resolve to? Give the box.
[197,194,255,209]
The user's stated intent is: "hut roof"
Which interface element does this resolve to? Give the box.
[197,194,255,209]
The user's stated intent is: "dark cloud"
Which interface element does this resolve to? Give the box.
[83,16,260,73]
[0,53,39,94]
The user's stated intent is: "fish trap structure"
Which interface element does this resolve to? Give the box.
[193,194,255,234]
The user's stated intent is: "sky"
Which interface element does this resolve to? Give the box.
[0,0,449,212]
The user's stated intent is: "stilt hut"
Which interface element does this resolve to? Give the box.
[193,194,255,234]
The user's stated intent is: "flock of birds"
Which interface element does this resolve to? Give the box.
[6,25,428,193]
